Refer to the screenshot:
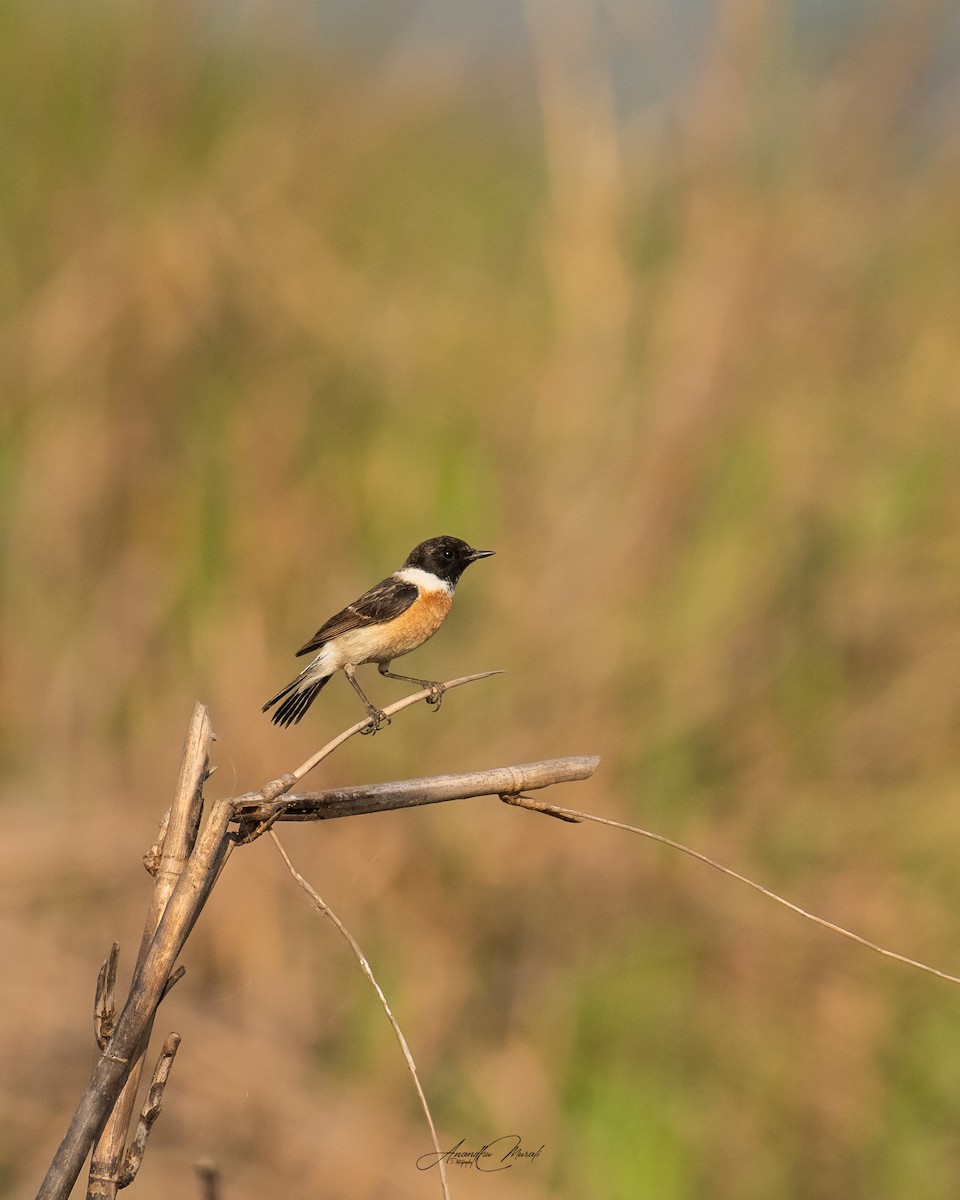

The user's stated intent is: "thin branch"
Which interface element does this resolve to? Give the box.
[251,672,503,806]
[501,795,960,989]
[117,1034,182,1188]
[235,756,600,827]
[159,966,187,1003]
[270,831,452,1200]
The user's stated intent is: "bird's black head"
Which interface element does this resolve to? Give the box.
[403,536,495,586]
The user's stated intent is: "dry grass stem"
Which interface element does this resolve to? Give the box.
[501,796,960,988]
[269,831,452,1200]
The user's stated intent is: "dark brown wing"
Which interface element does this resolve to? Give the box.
[295,575,418,656]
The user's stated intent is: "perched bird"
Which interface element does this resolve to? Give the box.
[263,535,494,731]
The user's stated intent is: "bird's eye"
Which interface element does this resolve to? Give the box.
[443,548,454,559]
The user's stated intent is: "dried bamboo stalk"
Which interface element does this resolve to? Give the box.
[235,757,601,824]
[86,703,212,1198]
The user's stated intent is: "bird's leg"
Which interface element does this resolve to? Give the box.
[344,664,390,734]
[378,661,445,709]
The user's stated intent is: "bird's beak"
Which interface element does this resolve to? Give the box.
[468,548,495,561]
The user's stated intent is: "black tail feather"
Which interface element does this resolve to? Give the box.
[263,674,330,727]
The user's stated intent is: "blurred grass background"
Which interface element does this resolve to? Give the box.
[4,0,960,1195]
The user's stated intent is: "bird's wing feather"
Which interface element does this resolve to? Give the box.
[295,576,418,656]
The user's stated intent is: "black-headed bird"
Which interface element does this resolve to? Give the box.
[263,535,494,731]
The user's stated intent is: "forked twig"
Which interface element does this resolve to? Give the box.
[40,675,501,1200]
[270,831,452,1200]
[501,794,960,988]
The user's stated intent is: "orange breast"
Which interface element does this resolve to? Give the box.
[374,588,453,659]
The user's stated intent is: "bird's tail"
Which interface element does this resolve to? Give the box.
[262,671,331,727]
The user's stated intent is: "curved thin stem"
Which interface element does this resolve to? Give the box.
[502,794,960,989]
[253,671,503,806]
[270,831,451,1200]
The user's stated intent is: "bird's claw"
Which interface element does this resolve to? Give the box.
[361,707,391,735]
[425,682,445,710]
